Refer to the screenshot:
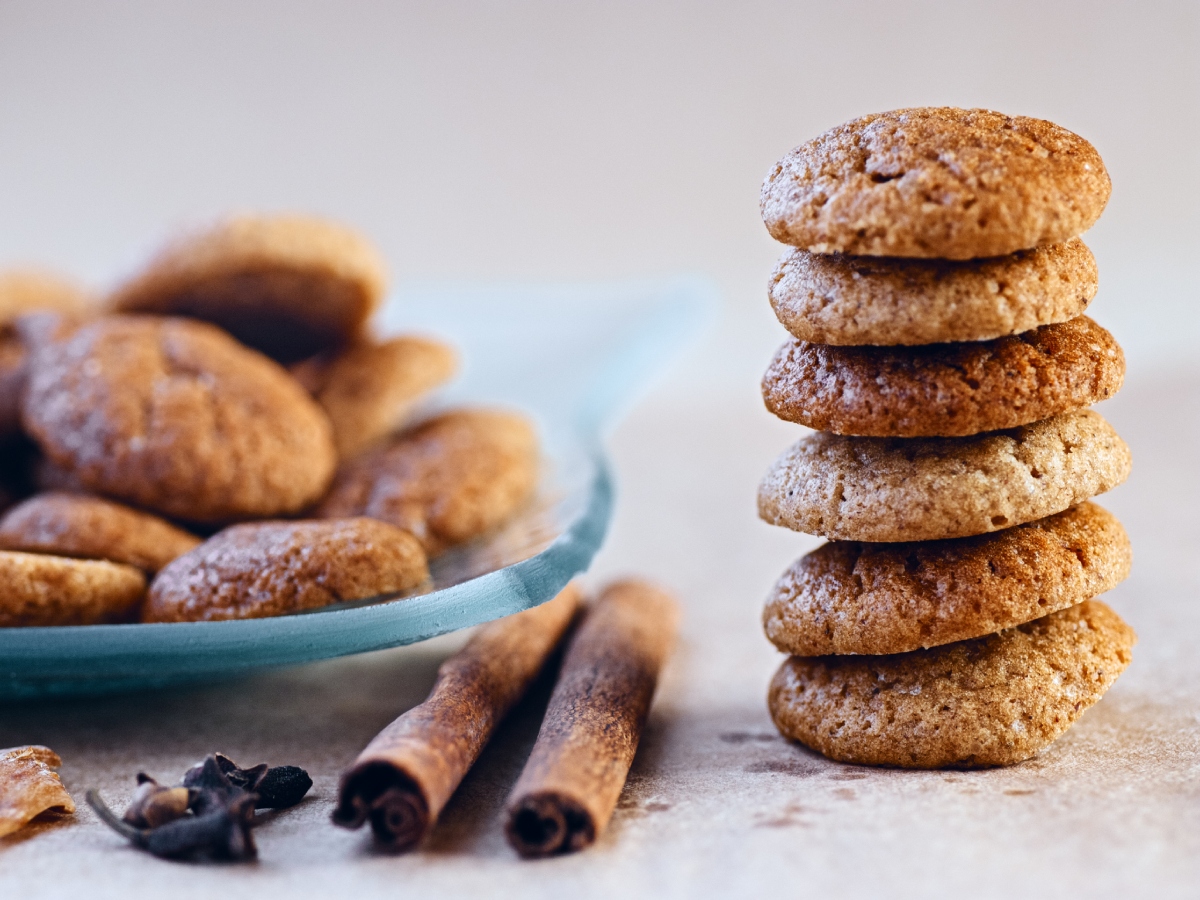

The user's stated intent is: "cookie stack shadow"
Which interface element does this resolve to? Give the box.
[755,108,1136,768]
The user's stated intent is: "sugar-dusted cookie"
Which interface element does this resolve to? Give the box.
[762,316,1124,437]
[22,316,336,523]
[758,409,1130,542]
[142,518,428,622]
[768,600,1134,768]
[761,108,1110,259]
[764,502,1130,656]
[293,336,458,459]
[316,408,539,555]
[109,215,387,363]
[768,239,1097,346]
[0,550,145,626]
[0,492,201,573]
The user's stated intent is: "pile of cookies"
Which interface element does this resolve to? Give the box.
[755,108,1135,768]
[0,215,538,626]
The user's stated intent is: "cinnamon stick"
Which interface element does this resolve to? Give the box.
[332,584,582,850]
[504,579,679,857]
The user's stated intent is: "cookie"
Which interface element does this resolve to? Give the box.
[293,336,458,459]
[0,337,24,442]
[316,408,539,555]
[761,108,1110,259]
[758,409,1130,542]
[762,316,1124,437]
[768,239,1097,346]
[764,502,1130,656]
[768,599,1134,768]
[0,269,89,326]
[0,492,202,573]
[109,215,387,363]
[0,550,145,626]
[21,316,337,523]
[141,518,429,622]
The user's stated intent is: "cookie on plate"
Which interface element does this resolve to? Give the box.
[762,316,1124,437]
[142,518,428,622]
[768,239,1097,346]
[316,408,539,555]
[0,550,145,626]
[0,492,201,573]
[761,108,1110,259]
[757,409,1131,542]
[764,502,1130,656]
[21,316,337,523]
[109,215,387,363]
[768,600,1135,768]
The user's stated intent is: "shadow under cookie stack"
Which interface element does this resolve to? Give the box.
[755,107,1135,768]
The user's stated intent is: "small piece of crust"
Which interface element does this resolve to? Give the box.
[0,746,75,837]
[768,600,1135,768]
[768,239,1097,346]
[764,502,1131,656]
[761,107,1110,259]
[142,518,429,622]
[0,550,145,626]
[108,214,387,363]
[0,492,202,573]
[316,409,539,556]
[758,409,1131,542]
[295,336,458,459]
[762,316,1124,437]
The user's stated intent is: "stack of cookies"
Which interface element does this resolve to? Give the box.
[755,108,1135,768]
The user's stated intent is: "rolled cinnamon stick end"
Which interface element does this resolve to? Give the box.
[332,584,582,850]
[504,579,680,857]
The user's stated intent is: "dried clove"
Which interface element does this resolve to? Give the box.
[122,774,191,829]
[184,753,312,810]
[88,788,257,861]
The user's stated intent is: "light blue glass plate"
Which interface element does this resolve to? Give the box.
[0,277,714,698]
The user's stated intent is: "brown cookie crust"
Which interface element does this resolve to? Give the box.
[21,316,337,523]
[0,269,90,326]
[0,550,145,626]
[768,600,1135,768]
[758,409,1131,542]
[0,492,201,573]
[316,408,539,556]
[142,518,429,623]
[109,215,387,363]
[762,316,1124,437]
[761,108,1110,259]
[769,239,1097,346]
[764,502,1130,656]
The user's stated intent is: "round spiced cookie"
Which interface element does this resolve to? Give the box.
[768,600,1135,768]
[21,315,337,523]
[0,492,202,574]
[768,239,1097,346]
[762,316,1124,437]
[758,409,1131,542]
[0,269,90,325]
[765,502,1131,656]
[761,108,1110,259]
[316,408,539,556]
[109,215,387,363]
[142,518,429,622]
[0,550,145,626]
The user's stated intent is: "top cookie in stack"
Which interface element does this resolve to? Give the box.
[755,108,1135,768]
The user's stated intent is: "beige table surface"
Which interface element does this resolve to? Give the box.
[2,2,1199,897]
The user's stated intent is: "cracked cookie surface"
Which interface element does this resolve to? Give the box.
[0,549,145,626]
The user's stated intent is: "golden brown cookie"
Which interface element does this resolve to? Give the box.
[0,550,145,626]
[316,408,539,555]
[768,239,1097,346]
[0,269,90,326]
[762,316,1124,437]
[758,409,1130,542]
[764,502,1130,656]
[768,600,1135,768]
[293,336,458,459]
[0,492,202,573]
[21,315,336,523]
[761,108,1110,259]
[141,518,429,622]
[109,215,387,363]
